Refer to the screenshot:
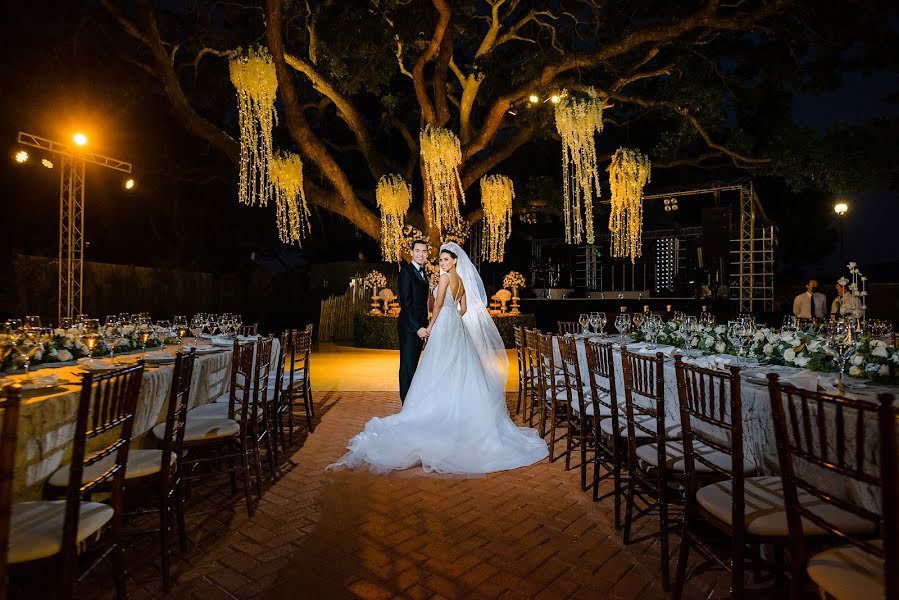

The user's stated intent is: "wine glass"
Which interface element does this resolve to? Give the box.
[190,315,205,338]
[6,318,22,333]
[588,312,600,336]
[632,312,645,333]
[80,318,101,357]
[644,315,660,350]
[825,319,859,393]
[156,320,172,345]
[103,315,120,359]
[206,314,220,336]
[232,314,243,336]
[139,321,154,357]
[614,313,631,336]
[699,311,715,327]
[679,316,698,357]
[118,313,132,327]
[578,313,590,335]
[595,312,607,336]
[16,317,44,381]
[727,320,747,364]
[173,316,189,347]
[781,315,797,336]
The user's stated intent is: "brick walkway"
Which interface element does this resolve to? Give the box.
[87,387,725,600]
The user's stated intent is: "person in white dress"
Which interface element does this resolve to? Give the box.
[830,280,862,318]
[330,242,549,475]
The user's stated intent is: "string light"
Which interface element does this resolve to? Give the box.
[420,125,465,235]
[376,174,412,262]
[269,152,311,245]
[554,90,604,244]
[480,174,514,262]
[229,47,278,207]
[14,150,27,163]
[608,147,651,263]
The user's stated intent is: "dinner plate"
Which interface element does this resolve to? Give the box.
[192,346,221,355]
[76,358,119,372]
[143,353,176,365]
[0,374,63,392]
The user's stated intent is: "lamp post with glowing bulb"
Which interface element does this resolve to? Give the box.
[834,201,849,267]
[15,131,133,322]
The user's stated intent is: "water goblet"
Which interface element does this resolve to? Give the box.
[679,316,699,357]
[588,312,601,336]
[173,316,189,347]
[206,314,220,336]
[80,318,101,357]
[596,312,607,336]
[232,314,243,336]
[139,321,154,358]
[782,315,797,336]
[103,316,121,359]
[644,315,660,350]
[614,313,631,336]
[699,311,715,327]
[825,319,859,393]
[578,313,590,335]
[632,312,645,333]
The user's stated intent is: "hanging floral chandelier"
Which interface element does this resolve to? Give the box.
[376,174,412,263]
[480,174,514,262]
[420,125,465,235]
[229,47,279,207]
[554,91,604,244]
[608,147,651,263]
[269,152,311,245]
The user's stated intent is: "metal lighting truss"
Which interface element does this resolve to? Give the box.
[17,132,133,322]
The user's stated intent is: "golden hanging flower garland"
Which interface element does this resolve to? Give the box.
[480,174,514,262]
[420,125,465,235]
[608,148,651,263]
[269,152,311,246]
[376,175,412,263]
[229,47,279,207]
[554,91,604,244]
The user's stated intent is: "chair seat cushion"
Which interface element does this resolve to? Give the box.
[807,541,884,600]
[9,500,114,564]
[152,417,239,442]
[47,449,176,488]
[570,395,613,418]
[696,476,877,538]
[635,440,755,474]
[599,415,681,439]
[187,402,262,421]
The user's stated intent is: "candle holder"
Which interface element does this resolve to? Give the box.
[370,289,382,314]
[510,287,521,315]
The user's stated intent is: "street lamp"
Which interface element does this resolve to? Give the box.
[73,133,88,146]
[834,201,849,266]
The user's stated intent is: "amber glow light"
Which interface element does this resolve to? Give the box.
[14,150,28,163]
[125,179,135,190]
[73,133,88,146]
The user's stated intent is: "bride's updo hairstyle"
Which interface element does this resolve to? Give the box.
[440,248,458,260]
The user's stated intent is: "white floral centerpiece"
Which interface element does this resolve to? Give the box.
[363,271,388,291]
[629,320,899,384]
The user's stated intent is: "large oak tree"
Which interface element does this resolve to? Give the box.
[99,0,898,246]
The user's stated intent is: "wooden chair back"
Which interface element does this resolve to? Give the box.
[534,332,558,402]
[768,375,897,596]
[513,325,528,382]
[557,335,585,412]
[159,350,197,497]
[620,347,669,457]
[238,323,258,336]
[62,364,144,596]
[0,384,22,600]
[229,339,256,422]
[584,340,620,429]
[557,321,580,335]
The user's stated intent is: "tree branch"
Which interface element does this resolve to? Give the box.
[465,0,791,159]
[460,124,535,190]
[264,0,380,239]
[284,53,395,179]
[412,0,452,125]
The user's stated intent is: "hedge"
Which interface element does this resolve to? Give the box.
[354,313,536,349]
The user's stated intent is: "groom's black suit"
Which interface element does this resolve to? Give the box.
[397,260,430,403]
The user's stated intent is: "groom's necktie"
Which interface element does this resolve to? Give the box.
[415,266,425,281]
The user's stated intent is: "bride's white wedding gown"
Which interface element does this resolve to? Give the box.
[331,280,548,475]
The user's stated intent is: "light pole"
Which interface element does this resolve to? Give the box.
[15,132,134,323]
[834,201,849,267]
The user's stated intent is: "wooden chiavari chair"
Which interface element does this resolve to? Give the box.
[513,325,529,415]
[272,329,292,453]
[768,377,892,600]
[671,357,761,600]
[0,384,23,600]
[584,340,625,527]
[523,328,542,428]
[247,336,278,494]
[536,332,568,461]
[8,364,144,599]
[285,328,314,435]
[557,321,580,335]
[558,336,593,488]
[620,347,683,591]
[238,323,258,336]
[170,339,255,515]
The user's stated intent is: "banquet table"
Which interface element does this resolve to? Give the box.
[1,337,280,500]
[553,334,895,510]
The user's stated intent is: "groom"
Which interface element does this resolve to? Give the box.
[397,240,430,403]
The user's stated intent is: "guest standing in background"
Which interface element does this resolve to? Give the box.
[792,279,827,319]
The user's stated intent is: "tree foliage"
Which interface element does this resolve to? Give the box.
[97,0,898,244]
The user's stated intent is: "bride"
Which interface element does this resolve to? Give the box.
[331,242,548,474]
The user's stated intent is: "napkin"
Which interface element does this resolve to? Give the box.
[211,336,234,348]
[76,357,118,371]
[784,370,818,392]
